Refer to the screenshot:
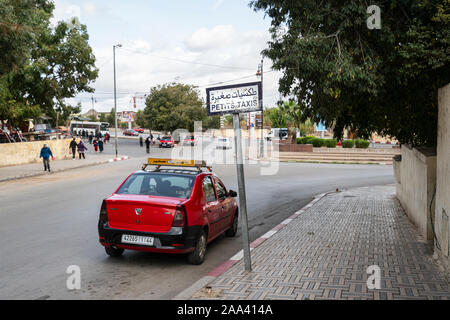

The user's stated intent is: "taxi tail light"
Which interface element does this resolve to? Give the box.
[99,200,108,222]
[172,206,186,227]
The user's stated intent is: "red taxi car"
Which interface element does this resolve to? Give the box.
[98,158,239,264]
[159,135,175,148]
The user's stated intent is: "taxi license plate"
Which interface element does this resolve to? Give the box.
[121,234,154,246]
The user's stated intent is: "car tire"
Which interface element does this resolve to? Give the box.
[225,212,238,237]
[105,246,124,257]
[187,230,207,265]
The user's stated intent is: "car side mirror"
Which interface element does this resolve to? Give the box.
[229,190,237,197]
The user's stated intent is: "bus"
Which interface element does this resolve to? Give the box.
[70,121,110,136]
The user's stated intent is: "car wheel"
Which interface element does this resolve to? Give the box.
[187,230,207,265]
[105,246,124,257]
[225,212,238,237]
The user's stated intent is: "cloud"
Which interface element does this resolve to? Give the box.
[184,25,235,52]
[73,25,282,114]
[83,2,97,15]
[51,0,98,25]
[211,0,225,11]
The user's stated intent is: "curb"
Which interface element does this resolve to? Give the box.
[0,156,130,183]
[108,156,130,162]
[172,190,333,300]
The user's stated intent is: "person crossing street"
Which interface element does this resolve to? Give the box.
[39,144,53,172]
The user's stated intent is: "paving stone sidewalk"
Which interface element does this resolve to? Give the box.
[0,153,128,183]
[191,185,449,300]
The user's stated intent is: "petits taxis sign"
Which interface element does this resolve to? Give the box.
[206,81,262,115]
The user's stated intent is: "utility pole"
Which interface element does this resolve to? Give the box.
[258,58,264,158]
[113,44,122,159]
[91,95,95,111]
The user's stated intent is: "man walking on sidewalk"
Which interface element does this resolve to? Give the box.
[39,144,53,172]
[145,136,150,154]
[69,138,77,159]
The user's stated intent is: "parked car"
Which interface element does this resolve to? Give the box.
[264,128,288,141]
[159,135,175,148]
[134,127,144,133]
[123,129,139,136]
[97,158,239,264]
[216,137,232,149]
[183,135,198,146]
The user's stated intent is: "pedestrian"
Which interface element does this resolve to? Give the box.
[104,132,109,143]
[93,138,99,152]
[69,138,77,159]
[39,143,53,172]
[98,139,104,153]
[145,136,150,154]
[77,140,87,159]
[139,135,143,147]
[89,132,93,144]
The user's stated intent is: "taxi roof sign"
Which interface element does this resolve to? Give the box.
[143,158,211,172]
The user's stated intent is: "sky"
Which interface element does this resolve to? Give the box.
[51,0,283,114]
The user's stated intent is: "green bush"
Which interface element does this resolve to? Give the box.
[296,137,307,144]
[325,139,337,148]
[305,135,316,144]
[342,140,355,148]
[297,136,316,144]
[311,138,326,147]
[355,139,370,148]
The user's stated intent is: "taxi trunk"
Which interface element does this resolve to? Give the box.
[106,194,182,233]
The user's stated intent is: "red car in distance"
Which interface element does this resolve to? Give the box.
[123,129,139,136]
[159,135,175,148]
[134,127,144,133]
[98,159,239,264]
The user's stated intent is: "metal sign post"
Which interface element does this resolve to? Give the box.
[233,113,252,271]
[206,82,263,272]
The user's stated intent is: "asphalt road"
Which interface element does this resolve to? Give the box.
[0,140,395,300]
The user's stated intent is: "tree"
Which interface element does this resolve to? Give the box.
[250,0,450,146]
[265,106,287,128]
[99,112,107,123]
[134,110,146,128]
[107,108,116,126]
[144,83,210,133]
[0,0,53,76]
[0,2,98,128]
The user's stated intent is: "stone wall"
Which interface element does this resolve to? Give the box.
[395,145,436,241]
[0,139,75,167]
[435,83,450,276]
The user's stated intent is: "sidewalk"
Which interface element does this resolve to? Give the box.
[178,185,449,300]
[0,153,129,183]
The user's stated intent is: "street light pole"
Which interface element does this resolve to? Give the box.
[113,44,122,159]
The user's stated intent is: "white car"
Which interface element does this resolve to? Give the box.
[216,137,232,149]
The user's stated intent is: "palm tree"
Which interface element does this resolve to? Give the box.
[283,100,303,140]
